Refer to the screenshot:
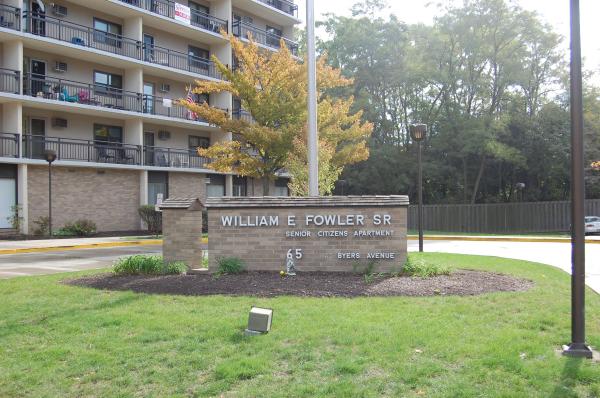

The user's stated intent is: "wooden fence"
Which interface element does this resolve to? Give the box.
[407,200,600,233]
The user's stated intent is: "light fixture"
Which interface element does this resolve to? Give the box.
[245,306,273,335]
[409,124,427,142]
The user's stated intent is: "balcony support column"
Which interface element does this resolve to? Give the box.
[124,67,143,97]
[212,0,232,34]
[3,102,22,156]
[123,16,143,42]
[3,39,23,93]
[225,174,233,197]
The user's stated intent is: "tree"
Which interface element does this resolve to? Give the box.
[180,34,371,195]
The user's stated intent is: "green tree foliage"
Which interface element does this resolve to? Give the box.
[321,0,600,203]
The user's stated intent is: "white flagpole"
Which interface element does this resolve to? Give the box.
[306,0,319,196]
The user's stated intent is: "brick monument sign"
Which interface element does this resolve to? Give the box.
[205,196,409,273]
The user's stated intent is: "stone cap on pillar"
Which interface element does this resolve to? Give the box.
[205,195,410,209]
[158,198,204,211]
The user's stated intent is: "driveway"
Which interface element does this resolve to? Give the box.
[408,240,600,293]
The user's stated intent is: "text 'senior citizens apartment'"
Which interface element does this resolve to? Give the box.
[0,0,299,233]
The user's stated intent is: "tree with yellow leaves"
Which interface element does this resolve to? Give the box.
[179,34,372,195]
[592,161,600,171]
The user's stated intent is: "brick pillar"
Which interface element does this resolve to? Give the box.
[161,200,204,270]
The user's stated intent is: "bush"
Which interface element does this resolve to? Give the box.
[138,205,162,235]
[113,255,187,276]
[217,257,245,274]
[403,256,451,278]
[33,216,50,236]
[59,219,97,236]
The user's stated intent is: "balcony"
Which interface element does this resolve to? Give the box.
[0,4,20,31]
[119,0,228,33]
[20,134,212,170]
[232,109,255,123]
[0,132,19,158]
[0,68,20,94]
[256,0,298,17]
[233,21,298,56]
[21,73,209,124]
[22,13,221,80]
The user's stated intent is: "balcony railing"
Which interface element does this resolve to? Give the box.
[233,21,298,56]
[0,4,20,31]
[20,73,214,124]
[119,0,228,33]
[20,134,211,170]
[24,12,141,59]
[0,68,20,94]
[0,132,19,158]
[144,45,221,79]
[22,134,142,165]
[256,0,298,17]
[23,13,221,79]
[23,73,144,113]
[144,146,211,169]
[232,109,255,123]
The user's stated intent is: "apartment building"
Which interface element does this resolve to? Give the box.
[0,0,299,233]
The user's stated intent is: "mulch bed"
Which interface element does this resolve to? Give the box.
[66,270,534,298]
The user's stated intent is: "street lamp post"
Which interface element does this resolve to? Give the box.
[410,124,427,253]
[563,0,593,358]
[44,149,57,237]
[306,0,319,196]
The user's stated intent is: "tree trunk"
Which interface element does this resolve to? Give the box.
[262,177,270,196]
[471,156,486,204]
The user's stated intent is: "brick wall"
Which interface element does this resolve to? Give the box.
[162,207,203,269]
[169,172,207,202]
[206,197,408,273]
[28,166,140,232]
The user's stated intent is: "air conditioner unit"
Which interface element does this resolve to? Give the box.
[54,61,67,73]
[52,4,68,17]
[158,130,171,140]
[52,118,68,128]
[159,83,170,93]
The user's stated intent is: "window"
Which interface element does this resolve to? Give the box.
[274,177,289,197]
[189,45,210,71]
[193,92,209,105]
[233,176,247,197]
[207,174,225,197]
[94,71,122,95]
[148,171,168,206]
[266,25,283,48]
[94,124,123,144]
[189,2,210,29]
[189,136,210,151]
[93,18,122,47]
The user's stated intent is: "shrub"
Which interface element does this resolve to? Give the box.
[217,257,245,274]
[33,216,50,236]
[7,205,23,231]
[403,256,451,278]
[138,205,162,235]
[60,219,97,236]
[113,255,187,276]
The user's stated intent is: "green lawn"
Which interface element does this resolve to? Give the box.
[1,253,599,397]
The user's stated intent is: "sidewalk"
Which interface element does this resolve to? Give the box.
[0,234,598,255]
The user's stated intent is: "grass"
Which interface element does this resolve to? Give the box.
[1,253,599,397]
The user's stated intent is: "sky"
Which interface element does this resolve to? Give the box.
[295,0,600,74]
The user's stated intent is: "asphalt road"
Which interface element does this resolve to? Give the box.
[0,240,598,293]
[0,245,162,279]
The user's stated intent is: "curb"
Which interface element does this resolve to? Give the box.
[0,236,597,255]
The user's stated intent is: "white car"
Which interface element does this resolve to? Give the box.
[585,216,600,235]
